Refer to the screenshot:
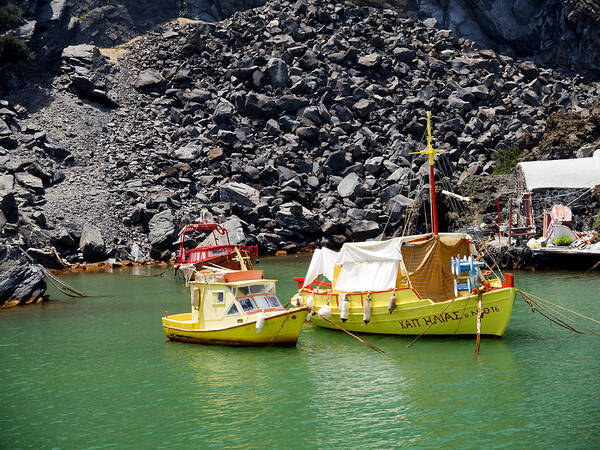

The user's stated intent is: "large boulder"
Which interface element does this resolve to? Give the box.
[199,217,246,247]
[15,172,44,193]
[79,224,107,262]
[61,44,97,65]
[148,210,178,252]
[267,57,290,88]
[0,243,46,308]
[348,220,380,241]
[337,172,360,198]
[135,69,164,89]
[220,182,260,207]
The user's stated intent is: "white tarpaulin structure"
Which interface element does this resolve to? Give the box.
[517,150,600,190]
[301,247,339,288]
[335,238,405,292]
[302,234,473,293]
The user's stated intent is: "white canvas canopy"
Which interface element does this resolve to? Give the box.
[334,238,405,292]
[301,247,339,288]
[517,151,600,190]
[302,233,472,293]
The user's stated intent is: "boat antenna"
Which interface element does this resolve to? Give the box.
[410,111,443,235]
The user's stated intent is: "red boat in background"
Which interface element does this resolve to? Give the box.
[176,220,258,270]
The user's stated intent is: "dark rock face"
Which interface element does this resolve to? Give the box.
[0,242,46,308]
[8,0,269,74]
[415,0,600,74]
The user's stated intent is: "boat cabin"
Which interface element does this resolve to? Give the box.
[189,274,285,329]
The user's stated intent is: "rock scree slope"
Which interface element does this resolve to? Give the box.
[1,0,600,269]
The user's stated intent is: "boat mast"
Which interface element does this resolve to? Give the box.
[411,112,442,235]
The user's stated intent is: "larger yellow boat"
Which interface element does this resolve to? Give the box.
[162,269,309,346]
[293,233,515,337]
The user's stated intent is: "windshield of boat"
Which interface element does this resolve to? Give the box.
[236,282,276,297]
[237,297,256,313]
[236,294,283,313]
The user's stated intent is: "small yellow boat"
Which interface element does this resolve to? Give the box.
[162,269,309,346]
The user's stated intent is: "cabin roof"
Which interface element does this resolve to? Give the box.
[190,279,277,287]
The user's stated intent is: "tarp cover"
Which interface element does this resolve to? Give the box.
[301,247,339,288]
[335,260,400,292]
[517,151,600,190]
[302,233,472,295]
[333,238,404,291]
[401,235,472,303]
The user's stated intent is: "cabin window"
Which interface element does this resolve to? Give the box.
[236,283,276,297]
[237,297,256,313]
[226,303,240,316]
[253,295,271,310]
[268,296,281,307]
[236,286,250,297]
[212,291,225,305]
[248,284,264,295]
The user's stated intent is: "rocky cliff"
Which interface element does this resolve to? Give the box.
[8,0,266,72]
[1,0,599,265]
[414,0,600,74]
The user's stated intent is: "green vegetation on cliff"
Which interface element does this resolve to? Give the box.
[0,34,34,68]
[493,144,523,174]
[0,2,24,32]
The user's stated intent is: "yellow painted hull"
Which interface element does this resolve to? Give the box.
[162,307,309,346]
[304,288,515,337]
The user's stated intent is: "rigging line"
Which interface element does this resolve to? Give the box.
[564,188,593,207]
[43,274,82,298]
[519,291,600,335]
[381,194,399,240]
[266,310,292,352]
[520,294,595,335]
[42,268,87,298]
[453,293,472,336]
[534,302,600,336]
[524,187,591,201]
[402,190,421,237]
[474,242,505,282]
[439,178,466,223]
[523,299,585,334]
[517,289,600,325]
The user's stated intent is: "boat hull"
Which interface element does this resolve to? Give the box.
[307,288,515,337]
[162,308,309,346]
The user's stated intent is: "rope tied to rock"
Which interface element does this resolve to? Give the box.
[42,267,87,298]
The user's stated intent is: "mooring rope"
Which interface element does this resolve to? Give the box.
[42,268,87,298]
[518,289,600,336]
[266,310,292,352]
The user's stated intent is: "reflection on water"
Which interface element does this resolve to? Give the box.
[0,259,599,448]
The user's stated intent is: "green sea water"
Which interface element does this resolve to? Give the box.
[1,256,599,449]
